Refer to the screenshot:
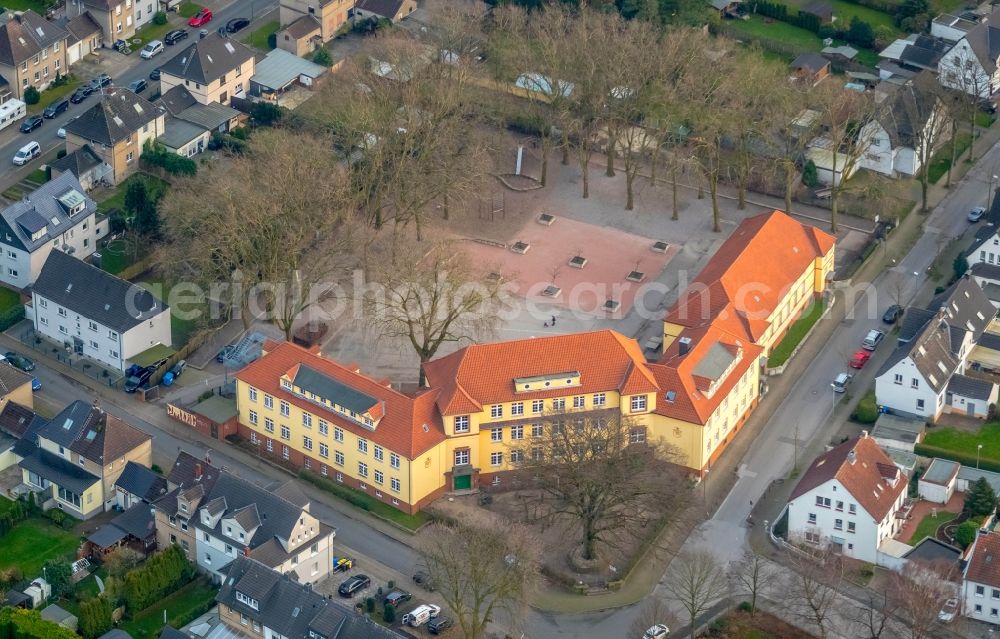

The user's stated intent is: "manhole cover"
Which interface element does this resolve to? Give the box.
[651,241,668,253]
[511,241,530,254]
[569,255,587,269]
[538,213,555,226]
[542,285,561,298]
[626,270,645,282]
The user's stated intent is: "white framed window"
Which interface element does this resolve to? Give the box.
[319,420,328,436]
[264,395,273,409]
[335,451,344,465]
[358,462,368,478]
[531,423,543,438]
[58,307,67,317]
[303,436,313,451]
[264,417,274,433]
[491,427,502,442]
[510,424,524,440]
[303,413,312,428]
[390,453,400,469]
[250,431,258,444]
[630,395,647,412]
[334,426,344,442]
[893,374,902,385]
[358,438,368,454]
[282,446,289,460]
[266,439,273,452]
[374,445,384,461]
[454,415,470,433]
[319,443,329,458]
[374,470,383,484]
[511,402,524,416]
[248,410,258,425]
[490,405,503,418]
[490,451,503,466]
[593,393,605,406]
[552,398,565,411]
[320,464,328,476]
[248,387,258,402]
[280,426,290,440]
[454,449,470,465]
[511,449,523,463]
[88,320,98,331]
[808,513,817,524]
[280,401,290,416]
[573,396,585,408]
[391,477,400,492]
[531,400,544,414]
[629,427,646,444]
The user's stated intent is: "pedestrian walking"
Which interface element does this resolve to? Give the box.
[551,315,557,326]
[543,321,549,328]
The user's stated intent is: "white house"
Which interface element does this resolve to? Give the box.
[875,278,997,421]
[857,80,950,178]
[962,532,1000,621]
[932,14,979,43]
[30,250,171,372]
[0,172,104,290]
[937,10,1000,97]
[133,0,158,29]
[787,432,908,565]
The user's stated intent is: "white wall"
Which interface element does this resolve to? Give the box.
[858,122,895,176]
[894,147,918,176]
[133,0,157,28]
[970,233,1000,270]
[787,478,883,564]
[946,386,998,418]
[31,292,126,371]
[939,39,995,98]
[121,308,172,358]
[963,578,1000,621]
[917,478,953,503]
[876,358,943,420]
[0,212,97,290]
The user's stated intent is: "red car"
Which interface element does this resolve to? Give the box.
[188,7,213,27]
[849,350,871,369]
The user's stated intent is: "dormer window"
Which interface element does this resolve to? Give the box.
[179,502,187,513]
[281,379,292,390]
[235,591,259,610]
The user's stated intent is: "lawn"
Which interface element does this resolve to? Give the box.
[907,511,958,544]
[976,111,996,129]
[299,470,430,531]
[100,239,149,276]
[26,168,49,185]
[828,0,899,32]
[0,0,48,11]
[243,20,279,51]
[725,14,826,50]
[0,287,22,313]
[0,520,80,577]
[28,77,83,115]
[923,422,1000,466]
[138,281,203,346]
[96,173,170,215]
[133,19,176,48]
[120,578,217,639]
[177,2,201,18]
[0,498,18,515]
[927,131,972,184]
[766,300,826,368]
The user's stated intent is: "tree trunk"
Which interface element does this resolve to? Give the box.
[968,113,976,161]
[737,175,747,210]
[920,168,928,213]
[625,168,635,210]
[830,150,840,233]
[442,193,449,221]
[561,130,570,165]
[580,147,590,199]
[650,148,659,185]
[947,121,958,188]
[606,134,616,177]
[710,174,720,232]
[582,517,597,561]
[671,163,679,220]
[540,134,551,187]
[784,163,794,214]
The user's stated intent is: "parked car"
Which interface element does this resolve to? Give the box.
[402,604,441,628]
[199,28,208,38]
[849,350,871,369]
[969,206,987,223]
[861,329,885,351]
[42,98,69,119]
[69,86,92,103]
[169,359,186,379]
[412,570,435,590]
[225,17,250,33]
[89,73,112,91]
[12,141,40,165]
[164,29,189,45]
[140,40,164,59]
[3,352,34,372]
[643,625,670,639]
[149,68,161,81]
[938,598,958,623]
[332,557,353,573]
[384,590,411,607]
[428,616,452,634]
[337,574,370,597]
[19,115,42,133]
[882,305,904,324]
[216,344,236,363]
[188,7,213,27]
[31,378,41,392]
[128,79,147,94]
[124,358,168,393]
[832,372,852,393]
[57,117,77,139]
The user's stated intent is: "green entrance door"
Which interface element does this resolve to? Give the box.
[454,474,472,490]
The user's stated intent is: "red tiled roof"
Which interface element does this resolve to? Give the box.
[236,341,445,459]
[967,533,1000,588]
[421,330,659,416]
[665,210,835,340]
[790,434,906,521]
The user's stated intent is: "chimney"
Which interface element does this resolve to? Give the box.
[194,463,203,482]
[847,449,856,465]
[678,336,693,356]
[861,430,868,438]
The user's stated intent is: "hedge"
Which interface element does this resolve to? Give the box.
[0,608,80,639]
[123,545,195,613]
[913,442,1000,474]
[140,142,197,176]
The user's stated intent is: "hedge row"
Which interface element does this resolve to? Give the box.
[0,608,79,639]
[913,442,1000,474]
[122,545,195,612]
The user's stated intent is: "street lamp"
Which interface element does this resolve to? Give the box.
[978,443,984,469]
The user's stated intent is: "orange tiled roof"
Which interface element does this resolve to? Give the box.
[790,434,906,521]
[421,330,659,416]
[665,210,835,340]
[236,341,445,459]
[967,533,1000,588]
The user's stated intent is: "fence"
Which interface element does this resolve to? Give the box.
[147,327,214,388]
[15,326,125,388]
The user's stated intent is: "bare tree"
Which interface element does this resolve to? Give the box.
[850,589,898,639]
[787,544,844,639]
[889,74,952,212]
[417,513,538,639]
[729,547,777,617]
[628,597,681,639]
[939,44,991,163]
[890,560,957,639]
[365,241,504,385]
[511,413,689,561]
[661,549,730,639]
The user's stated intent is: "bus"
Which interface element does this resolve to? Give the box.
[0,98,26,132]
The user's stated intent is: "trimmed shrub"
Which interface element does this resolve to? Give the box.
[267,32,277,49]
[853,393,879,424]
[123,545,195,612]
[153,11,168,25]
[955,520,978,549]
[312,46,333,67]
[23,87,39,105]
[383,603,396,623]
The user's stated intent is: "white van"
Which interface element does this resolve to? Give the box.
[13,141,40,165]
[140,40,164,59]
[402,604,441,628]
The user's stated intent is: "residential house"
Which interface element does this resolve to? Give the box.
[62,13,102,66]
[156,85,241,156]
[132,0,158,29]
[153,452,336,584]
[353,0,418,24]
[706,0,742,18]
[158,33,255,106]
[113,460,167,509]
[965,223,1000,303]
[0,10,69,100]
[249,48,327,101]
[217,555,403,639]
[962,532,1000,621]
[0,172,101,289]
[786,432,908,564]
[31,249,171,372]
[932,13,979,43]
[875,278,998,420]
[878,35,952,77]
[278,0,351,45]
[938,8,1000,97]
[151,451,220,560]
[64,88,165,185]
[790,53,831,86]
[0,402,43,472]
[16,400,152,519]
[857,76,950,178]
[276,16,322,57]
[84,501,157,559]
[48,144,110,191]
[80,0,135,47]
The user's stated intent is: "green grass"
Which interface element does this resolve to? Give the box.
[177,2,201,18]
[133,19,176,48]
[828,0,899,32]
[0,520,80,577]
[100,239,148,276]
[924,422,1000,466]
[907,511,958,544]
[0,287,22,313]
[766,300,825,368]
[137,281,202,346]
[0,498,18,515]
[96,173,170,215]
[726,15,826,49]
[26,168,48,185]
[976,111,996,129]
[300,470,430,531]
[120,578,217,639]
[243,20,279,51]
[928,132,973,184]
[28,77,83,115]
[0,0,48,11]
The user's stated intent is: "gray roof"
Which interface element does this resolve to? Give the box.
[251,48,326,91]
[0,10,68,67]
[177,101,239,131]
[61,12,101,46]
[159,117,206,150]
[114,461,167,502]
[963,11,1000,74]
[791,53,830,73]
[0,401,44,440]
[40,604,76,626]
[971,261,1000,283]
[922,457,960,484]
[157,84,198,116]
[49,145,105,181]
[166,450,221,489]
[158,628,186,639]
[898,35,951,70]
[111,501,156,538]
[355,0,410,20]
[294,365,378,414]
[18,446,99,494]
[947,373,995,400]
[35,400,151,465]
[980,332,1000,350]
[957,463,1000,498]
[33,249,168,333]
[159,33,255,85]
[87,522,128,548]
[218,556,404,639]
[0,171,95,253]
[871,413,925,445]
[230,504,260,530]
[97,630,134,639]
[903,537,962,564]
[64,88,162,147]
[877,73,940,148]
[281,15,321,40]
[692,342,738,382]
